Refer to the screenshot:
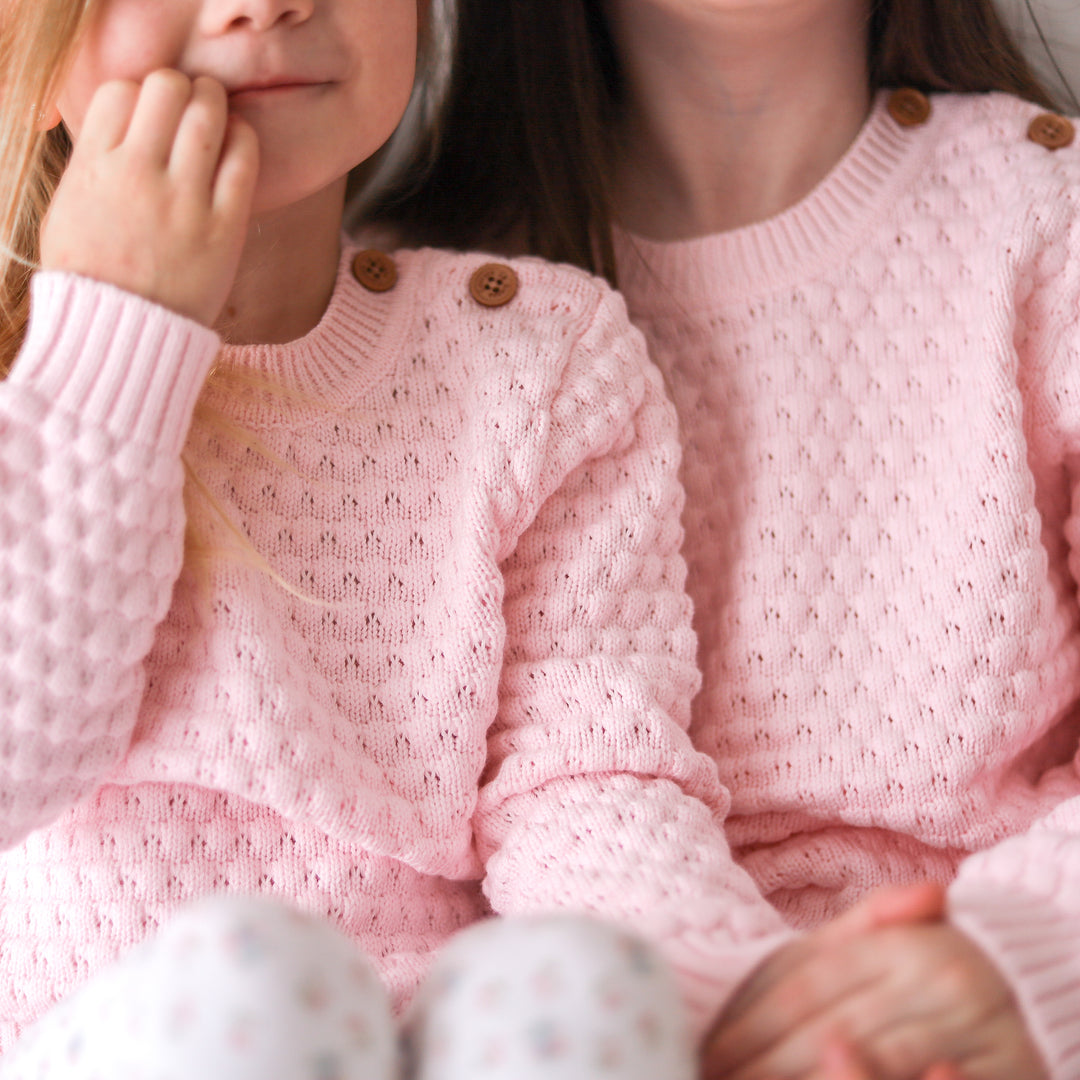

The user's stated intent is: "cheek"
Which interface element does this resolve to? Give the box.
[335,2,418,148]
[55,5,182,136]
[371,5,420,116]
[55,60,100,137]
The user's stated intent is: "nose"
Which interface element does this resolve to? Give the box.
[200,0,314,34]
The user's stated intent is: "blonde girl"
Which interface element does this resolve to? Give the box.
[0,0,776,1075]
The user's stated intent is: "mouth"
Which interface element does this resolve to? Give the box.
[226,79,329,102]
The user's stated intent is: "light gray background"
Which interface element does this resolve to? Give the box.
[997,0,1080,108]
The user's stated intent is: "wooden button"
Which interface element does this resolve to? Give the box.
[352,250,398,292]
[1027,112,1075,150]
[887,87,931,127]
[469,263,518,307]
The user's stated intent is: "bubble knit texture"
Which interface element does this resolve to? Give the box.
[615,90,1080,1078]
[0,245,792,1051]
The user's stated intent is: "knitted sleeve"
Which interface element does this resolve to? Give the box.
[949,811,1080,1079]
[0,271,219,850]
[473,290,793,1036]
[948,160,1080,1080]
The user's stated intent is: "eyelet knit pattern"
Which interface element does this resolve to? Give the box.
[0,246,791,1051]
[615,91,1080,1077]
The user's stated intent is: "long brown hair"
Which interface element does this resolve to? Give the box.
[366,0,1066,282]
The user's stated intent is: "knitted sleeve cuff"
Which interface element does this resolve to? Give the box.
[11,272,221,457]
[949,869,1080,1079]
[664,926,799,1041]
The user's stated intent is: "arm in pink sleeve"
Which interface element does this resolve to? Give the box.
[949,806,1080,1079]
[473,296,793,1035]
[0,271,218,848]
[949,172,1080,1080]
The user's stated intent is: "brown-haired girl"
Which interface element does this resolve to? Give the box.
[370,2,1080,1077]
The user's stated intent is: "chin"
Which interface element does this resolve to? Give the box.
[245,136,390,222]
[247,168,352,223]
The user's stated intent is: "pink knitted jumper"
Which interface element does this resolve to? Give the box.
[0,244,791,1050]
[615,90,1080,1077]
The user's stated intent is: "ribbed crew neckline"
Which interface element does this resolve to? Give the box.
[215,239,407,405]
[615,90,936,311]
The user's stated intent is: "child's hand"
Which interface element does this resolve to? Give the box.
[703,881,946,1076]
[703,884,1047,1080]
[41,70,259,328]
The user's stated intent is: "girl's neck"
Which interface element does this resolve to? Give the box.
[607,0,873,240]
[215,178,347,346]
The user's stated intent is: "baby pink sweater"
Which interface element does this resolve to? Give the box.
[0,245,792,1049]
[615,90,1080,1077]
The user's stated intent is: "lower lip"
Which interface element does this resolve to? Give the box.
[228,83,327,105]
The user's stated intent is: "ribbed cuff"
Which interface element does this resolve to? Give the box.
[12,272,221,457]
[950,881,1080,1079]
[664,926,798,1042]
